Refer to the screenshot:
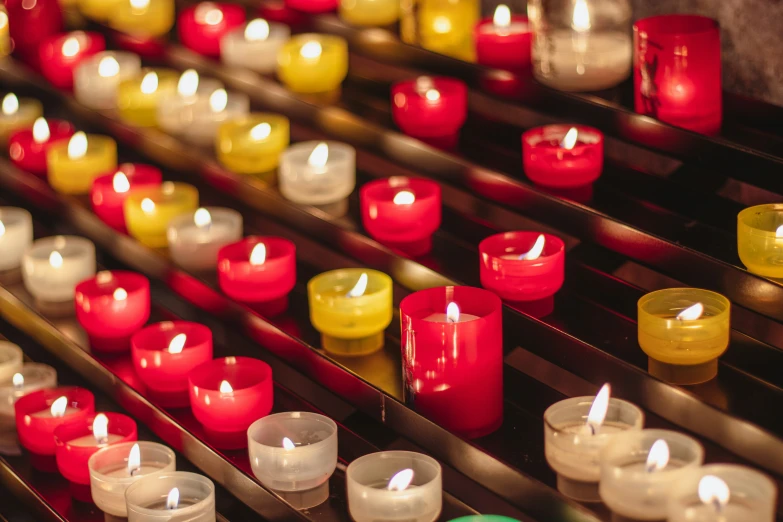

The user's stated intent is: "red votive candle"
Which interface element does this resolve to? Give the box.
[217,236,296,316]
[258,0,307,28]
[74,271,151,352]
[392,77,467,141]
[285,0,337,14]
[360,177,441,257]
[6,0,62,68]
[522,124,603,188]
[39,31,106,90]
[8,119,74,177]
[188,356,273,449]
[474,6,531,71]
[178,3,246,57]
[15,387,95,456]
[399,286,503,439]
[479,231,565,301]
[90,164,163,232]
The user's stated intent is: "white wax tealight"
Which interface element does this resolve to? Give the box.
[0,341,23,384]
[599,429,704,520]
[279,141,356,206]
[0,363,57,419]
[89,441,176,517]
[220,18,291,73]
[180,88,250,146]
[157,69,224,137]
[0,207,33,271]
[346,451,442,522]
[247,412,338,509]
[74,52,142,110]
[22,235,96,302]
[125,471,215,522]
[167,207,243,272]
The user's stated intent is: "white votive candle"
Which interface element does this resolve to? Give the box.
[74,51,142,110]
[125,471,215,522]
[22,235,96,302]
[0,207,33,271]
[279,141,356,206]
[167,207,243,272]
[180,89,250,146]
[0,363,57,419]
[0,342,23,383]
[220,18,290,73]
[157,70,224,137]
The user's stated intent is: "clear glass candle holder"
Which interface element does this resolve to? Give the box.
[167,207,243,272]
[180,91,250,147]
[279,141,356,207]
[339,0,400,27]
[544,395,644,501]
[221,19,290,73]
[74,51,142,110]
[89,441,176,517]
[117,69,179,127]
[216,114,290,175]
[346,451,442,522]
[125,472,215,522]
[0,207,32,271]
[124,182,199,248]
[247,412,338,509]
[0,341,22,382]
[277,34,348,94]
[600,429,703,521]
[638,288,730,385]
[0,363,57,418]
[737,204,783,278]
[22,235,96,303]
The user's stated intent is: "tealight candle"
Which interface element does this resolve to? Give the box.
[360,177,441,256]
[399,286,502,438]
[220,18,291,73]
[277,34,348,94]
[91,164,163,232]
[79,0,121,22]
[474,5,531,71]
[0,7,9,58]
[346,451,442,522]
[38,31,106,89]
[74,51,142,110]
[89,441,176,517]
[181,89,250,146]
[167,207,243,272]
[286,0,337,13]
[8,118,75,177]
[638,288,730,385]
[0,363,58,419]
[479,231,565,301]
[279,141,356,206]
[247,412,338,509]
[14,387,95,456]
[178,2,246,57]
[188,356,273,449]
[125,472,215,522]
[308,268,393,356]
[74,271,151,352]
[47,132,118,194]
[339,0,399,26]
[522,125,604,188]
[417,0,478,61]
[117,69,179,127]
[0,207,33,271]
[0,93,43,144]
[108,0,176,38]
[124,182,199,248]
[0,342,22,382]
[667,465,777,522]
[22,235,96,303]
[391,77,467,142]
[216,114,290,174]
[736,204,783,278]
[599,430,704,521]
[156,69,224,136]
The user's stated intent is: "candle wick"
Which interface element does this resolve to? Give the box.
[130,467,138,477]
[97,436,108,445]
[712,498,723,513]
[588,423,596,436]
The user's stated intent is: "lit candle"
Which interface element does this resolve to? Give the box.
[220,18,291,73]
[277,34,348,94]
[124,182,199,247]
[0,93,43,144]
[22,235,97,303]
[8,118,75,177]
[738,205,783,276]
[117,69,179,127]
[5,0,61,68]
[474,5,532,71]
[178,2,246,57]
[216,113,290,175]
[38,31,106,89]
[108,0,176,38]
[74,51,142,110]
[0,363,58,419]
[0,7,9,58]
[521,124,604,188]
[125,472,216,522]
[0,341,22,382]
[279,141,356,207]
[391,76,467,144]
[167,207,243,271]
[46,131,118,194]
[181,88,250,146]
[0,207,33,271]
[156,69,224,136]
[417,0,478,61]
[338,0,399,26]
[91,164,163,232]
[79,0,122,22]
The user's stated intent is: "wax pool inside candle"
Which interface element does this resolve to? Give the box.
[97,461,168,478]
[478,21,528,34]
[422,313,479,322]
[143,498,198,510]
[31,406,79,418]
[68,433,124,447]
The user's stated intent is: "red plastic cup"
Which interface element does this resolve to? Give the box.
[178,3,245,57]
[6,0,63,68]
[399,286,503,439]
[8,119,75,177]
[38,31,106,89]
[522,124,604,188]
[90,164,163,232]
[392,77,467,139]
[257,0,307,28]
[15,387,95,456]
[284,0,337,14]
[474,15,532,71]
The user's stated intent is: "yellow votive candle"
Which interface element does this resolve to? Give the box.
[109,0,175,38]
[117,69,178,127]
[339,0,399,26]
[0,93,43,144]
[737,204,783,278]
[637,288,730,385]
[78,0,122,21]
[216,114,290,175]
[277,34,348,94]
[47,132,118,195]
[417,0,478,61]
[308,268,393,356]
[0,7,10,58]
[124,182,199,247]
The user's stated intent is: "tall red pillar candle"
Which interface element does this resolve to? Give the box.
[522,124,603,188]
[74,271,151,352]
[399,286,503,439]
[8,119,74,177]
[15,387,95,456]
[392,77,467,142]
[474,5,531,71]
[39,31,106,89]
[360,177,441,257]
[178,3,246,57]
[6,0,62,68]
[91,164,163,232]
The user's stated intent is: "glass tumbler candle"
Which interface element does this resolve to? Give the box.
[0,341,22,382]
[167,207,243,272]
[216,114,290,175]
[737,204,783,278]
[125,472,215,522]
[0,363,57,419]
[0,93,43,144]
[124,182,199,248]
[22,235,97,303]
[47,132,118,195]
[117,69,179,127]
[279,141,356,208]
[74,51,142,110]
[247,412,338,509]
[634,15,721,135]
[277,34,348,94]
[522,124,603,188]
[339,0,400,26]
[220,19,291,73]
[0,207,33,271]
[638,288,730,385]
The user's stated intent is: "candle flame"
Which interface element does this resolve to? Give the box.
[168,333,187,354]
[49,251,64,268]
[584,383,610,435]
[68,131,88,160]
[199,4,224,25]
[113,172,131,193]
[177,69,199,97]
[308,142,329,168]
[300,40,322,59]
[245,19,270,41]
[425,89,441,102]
[493,4,511,28]
[0,11,8,29]
[93,413,109,445]
[209,88,228,112]
[776,225,783,238]
[141,198,156,213]
[282,437,295,450]
[346,272,368,298]
[393,191,416,205]
[571,0,591,32]
[128,443,141,475]
[113,288,128,301]
[32,117,50,144]
[2,93,18,116]
[387,469,414,491]
[50,396,68,418]
[61,36,81,57]
[250,243,266,265]
[194,208,212,228]
[219,380,233,393]
[676,302,704,321]
[446,302,460,323]
[645,439,670,473]
[166,487,180,509]
[698,475,730,512]
[130,0,150,9]
[140,72,159,95]
[560,127,578,150]
[98,56,120,78]
[12,373,23,387]
[518,234,546,260]
[250,122,272,141]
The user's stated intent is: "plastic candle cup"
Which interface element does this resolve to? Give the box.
[47,132,118,195]
[308,268,393,356]
[346,451,443,522]
[124,182,199,248]
[156,70,224,137]
[8,118,75,177]
[479,231,565,302]
[167,207,243,272]
[91,164,163,232]
[399,286,503,438]
[736,204,783,278]
[117,69,179,127]
[0,93,43,144]
[6,0,61,67]
[74,271,151,352]
[178,3,246,58]
[599,429,704,521]
[125,472,215,522]
[474,5,531,71]
[339,0,399,26]
[277,34,348,94]
[0,207,33,271]
[38,31,106,90]
[522,125,603,188]
[188,356,274,449]
[417,0,478,61]
[286,0,337,13]
[22,235,97,303]
[89,441,176,517]
[74,52,142,110]
[216,114,290,175]
[0,342,23,382]
[391,77,467,143]
[0,8,9,58]
[247,412,338,509]
[220,19,291,73]
[181,89,250,146]
[667,464,777,522]
[359,177,441,257]
[0,363,58,419]
[108,0,176,38]
[279,141,356,208]
[638,288,730,385]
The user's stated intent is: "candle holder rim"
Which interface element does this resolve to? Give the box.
[0,341,22,365]
[346,450,442,490]
[393,76,467,97]
[308,268,392,304]
[167,206,243,228]
[228,18,291,35]
[286,32,347,50]
[92,164,163,186]
[54,411,138,445]
[399,285,502,318]
[131,320,212,352]
[600,428,704,476]
[360,177,440,202]
[281,139,355,160]
[633,14,719,36]
[75,270,149,297]
[522,124,604,150]
[543,396,644,433]
[124,471,215,515]
[8,119,74,141]
[0,206,33,226]
[188,356,273,392]
[666,463,777,511]
[247,411,337,450]
[479,231,565,261]
[14,385,95,415]
[476,13,530,26]
[125,182,198,204]
[88,440,176,481]
[637,287,730,326]
[737,203,783,235]
[220,112,290,129]
[0,362,57,387]
[218,235,295,262]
